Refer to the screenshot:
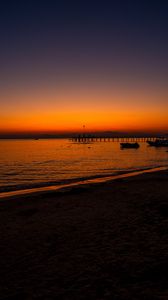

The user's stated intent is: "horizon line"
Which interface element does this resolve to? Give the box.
[0,130,168,139]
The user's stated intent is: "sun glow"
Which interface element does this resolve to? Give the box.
[1,84,168,134]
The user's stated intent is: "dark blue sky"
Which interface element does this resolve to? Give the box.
[0,1,168,86]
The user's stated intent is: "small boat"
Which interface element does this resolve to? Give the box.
[147,139,168,147]
[120,142,140,149]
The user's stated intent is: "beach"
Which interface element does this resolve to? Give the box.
[0,170,168,299]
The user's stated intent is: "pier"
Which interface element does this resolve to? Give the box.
[71,135,158,143]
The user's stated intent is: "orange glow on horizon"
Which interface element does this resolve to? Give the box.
[1,84,168,134]
[1,109,168,134]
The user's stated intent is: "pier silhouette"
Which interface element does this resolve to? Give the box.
[71,134,159,143]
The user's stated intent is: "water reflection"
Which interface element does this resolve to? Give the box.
[0,139,167,192]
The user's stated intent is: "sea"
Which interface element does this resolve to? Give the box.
[0,139,168,193]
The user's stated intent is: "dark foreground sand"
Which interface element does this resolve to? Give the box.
[0,170,168,300]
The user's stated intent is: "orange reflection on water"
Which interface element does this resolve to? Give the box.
[0,139,168,193]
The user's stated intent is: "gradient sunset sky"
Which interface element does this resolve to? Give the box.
[0,1,168,135]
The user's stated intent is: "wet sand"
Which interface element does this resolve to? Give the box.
[0,170,168,299]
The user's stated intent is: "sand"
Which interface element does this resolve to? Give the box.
[0,170,168,299]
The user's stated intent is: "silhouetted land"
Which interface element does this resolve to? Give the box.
[0,131,167,139]
[0,170,168,299]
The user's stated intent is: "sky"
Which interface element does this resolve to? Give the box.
[0,0,168,136]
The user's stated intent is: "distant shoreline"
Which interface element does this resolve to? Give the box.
[0,132,167,140]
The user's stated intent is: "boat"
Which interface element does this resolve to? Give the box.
[120,142,140,149]
[147,139,168,147]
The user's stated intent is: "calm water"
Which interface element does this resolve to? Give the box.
[0,139,168,192]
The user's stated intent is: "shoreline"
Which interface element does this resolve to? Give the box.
[0,165,168,200]
[0,168,167,299]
